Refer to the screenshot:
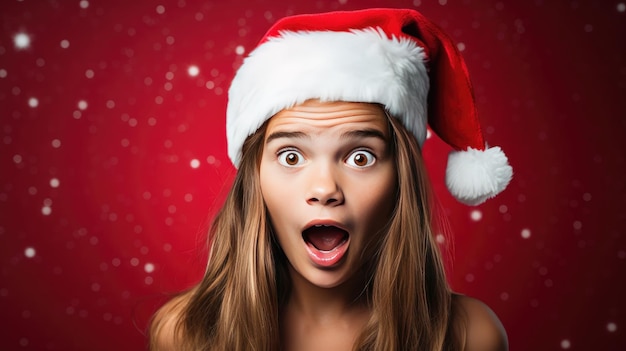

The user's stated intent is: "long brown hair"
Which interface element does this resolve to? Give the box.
[352,114,453,350]
[150,111,457,350]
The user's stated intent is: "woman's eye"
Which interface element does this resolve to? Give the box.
[277,150,305,167]
[346,150,376,168]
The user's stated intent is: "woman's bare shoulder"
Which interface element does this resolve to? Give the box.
[150,289,194,351]
[452,294,509,351]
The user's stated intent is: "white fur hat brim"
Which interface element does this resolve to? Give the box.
[227,28,429,166]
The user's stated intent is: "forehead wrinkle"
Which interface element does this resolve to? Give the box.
[264,101,390,145]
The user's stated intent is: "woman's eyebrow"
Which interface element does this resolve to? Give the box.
[340,128,388,141]
[265,131,308,144]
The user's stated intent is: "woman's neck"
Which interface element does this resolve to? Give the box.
[284,264,369,322]
[280,265,371,351]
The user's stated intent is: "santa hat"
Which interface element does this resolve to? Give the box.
[226,8,512,206]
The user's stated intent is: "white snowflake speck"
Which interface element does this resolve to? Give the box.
[0,69,7,78]
[77,100,88,110]
[85,69,94,79]
[50,178,60,188]
[184,193,193,202]
[24,247,36,258]
[28,97,39,108]
[470,209,482,221]
[41,206,52,216]
[60,39,70,49]
[188,65,199,76]
[144,262,155,273]
[618,3,625,12]
[560,339,571,349]
[607,322,617,332]
[168,205,176,214]
[457,42,466,51]
[435,234,445,244]
[14,32,31,50]
[521,228,531,239]
[190,159,200,168]
[235,45,245,55]
[51,139,61,148]
[13,154,22,163]
[156,5,165,14]
[79,0,89,9]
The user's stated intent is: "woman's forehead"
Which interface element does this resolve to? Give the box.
[266,100,389,135]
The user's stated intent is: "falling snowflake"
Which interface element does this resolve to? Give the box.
[14,32,31,50]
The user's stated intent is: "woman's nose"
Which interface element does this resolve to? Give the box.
[306,163,344,206]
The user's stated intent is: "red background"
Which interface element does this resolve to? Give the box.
[1,0,625,350]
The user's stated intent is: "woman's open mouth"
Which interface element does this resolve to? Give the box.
[302,224,349,267]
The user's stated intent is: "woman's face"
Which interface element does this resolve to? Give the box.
[259,100,397,289]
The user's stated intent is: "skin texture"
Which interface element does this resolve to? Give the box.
[259,100,397,350]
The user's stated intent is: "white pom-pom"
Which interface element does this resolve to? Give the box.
[445,146,513,206]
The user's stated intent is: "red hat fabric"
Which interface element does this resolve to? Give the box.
[226,8,512,205]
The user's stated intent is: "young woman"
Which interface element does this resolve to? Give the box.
[150,8,512,351]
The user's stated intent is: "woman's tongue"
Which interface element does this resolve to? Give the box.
[304,226,347,251]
